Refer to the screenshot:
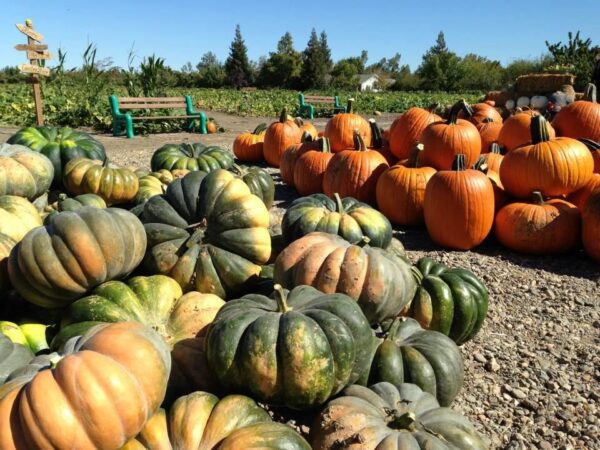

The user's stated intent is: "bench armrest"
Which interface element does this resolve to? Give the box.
[109,95,128,118]
[185,96,208,134]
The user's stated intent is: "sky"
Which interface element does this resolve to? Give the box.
[2,0,600,72]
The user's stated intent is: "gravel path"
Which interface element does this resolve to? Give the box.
[2,111,599,449]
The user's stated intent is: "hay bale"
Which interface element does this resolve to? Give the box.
[485,90,513,106]
[515,74,576,95]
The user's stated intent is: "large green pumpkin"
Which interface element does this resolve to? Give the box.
[151,143,234,172]
[405,257,489,345]
[282,193,392,248]
[0,144,54,200]
[7,126,106,183]
[206,285,374,410]
[8,207,147,308]
[312,382,487,449]
[367,317,463,406]
[274,232,416,324]
[142,169,271,298]
[123,391,311,450]
[0,334,33,384]
[230,164,275,209]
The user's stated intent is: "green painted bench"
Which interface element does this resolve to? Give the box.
[298,93,346,119]
[109,95,207,138]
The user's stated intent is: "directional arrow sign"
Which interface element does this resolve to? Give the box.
[15,43,48,51]
[27,50,52,60]
[18,64,50,76]
[16,23,44,42]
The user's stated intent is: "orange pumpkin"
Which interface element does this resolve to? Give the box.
[293,138,334,196]
[388,105,441,160]
[376,144,436,226]
[263,109,302,167]
[0,322,170,450]
[294,117,318,138]
[324,99,371,152]
[369,119,397,165]
[567,173,600,209]
[323,130,389,204]
[279,132,316,187]
[461,102,503,126]
[500,116,594,198]
[498,109,556,151]
[495,192,580,254]
[553,83,600,142]
[477,118,503,153]
[478,142,504,172]
[206,120,218,134]
[233,123,267,162]
[582,189,600,261]
[473,153,508,213]
[579,138,600,173]
[424,154,495,250]
[420,100,482,170]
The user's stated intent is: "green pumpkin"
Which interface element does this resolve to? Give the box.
[230,164,275,209]
[367,317,463,406]
[0,321,50,354]
[206,285,374,410]
[0,334,33,384]
[282,193,392,248]
[7,126,106,183]
[151,143,234,172]
[44,193,107,223]
[406,257,489,345]
[312,382,487,449]
[135,173,168,204]
[142,169,271,298]
[0,144,54,200]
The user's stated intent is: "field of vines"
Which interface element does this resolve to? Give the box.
[0,81,483,130]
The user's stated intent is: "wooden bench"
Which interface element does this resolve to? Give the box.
[109,95,207,138]
[298,93,346,119]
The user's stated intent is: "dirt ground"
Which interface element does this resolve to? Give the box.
[1,112,599,450]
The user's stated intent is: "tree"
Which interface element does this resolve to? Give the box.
[390,65,420,91]
[503,55,552,85]
[458,54,504,91]
[225,25,253,87]
[257,32,303,89]
[545,31,596,90]
[416,31,463,91]
[301,29,331,89]
[368,53,402,75]
[197,51,226,87]
[277,32,294,54]
[330,57,364,90]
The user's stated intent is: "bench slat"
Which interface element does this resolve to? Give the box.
[305,96,336,103]
[131,115,198,121]
[119,103,188,110]
[117,97,186,102]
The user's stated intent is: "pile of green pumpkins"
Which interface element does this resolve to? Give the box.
[0,125,490,449]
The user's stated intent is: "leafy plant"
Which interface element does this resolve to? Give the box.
[545,31,596,90]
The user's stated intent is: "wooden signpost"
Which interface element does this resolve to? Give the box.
[15,19,51,125]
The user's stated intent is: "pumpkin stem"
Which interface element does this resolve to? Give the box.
[578,138,600,151]
[472,156,488,173]
[358,236,371,247]
[279,108,288,123]
[230,164,245,176]
[489,142,504,155]
[385,409,417,431]
[584,84,597,103]
[448,100,473,125]
[300,131,314,143]
[252,123,267,135]
[452,154,467,171]
[482,117,495,124]
[57,193,69,201]
[346,99,354,114]
[407,143,424,168]
[102,158,110,168]
[530,115,551,144]
[531,191,545,205]
[333,193,345,214]
[427,103,439,113]
[49,353,63,369]
[318,137,332,153]
[294,117,304,128]
[353,129,367,152]
[273,284,290,313]
[368,119,383,150]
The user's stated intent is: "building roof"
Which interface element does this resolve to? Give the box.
[357,73,379,84]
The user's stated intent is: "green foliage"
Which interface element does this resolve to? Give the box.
[257,33,302,89]
[417,31,464,91]
[390,65,421,91]
[196,52,226,88]
[225,25,253,87]
[458,54,504,91]
[545,31,596,90]
[330,57,365,90]
[300,29,332,89]
[503,55,552,86]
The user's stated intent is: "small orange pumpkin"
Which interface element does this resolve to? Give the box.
[553,83,600,142]
[293,138,334,196]
[233,123,267,162]
[582,189,600,261]
[279,132,315,187]
[324,99,371,152]
[263,109,302,167]
[495,192,580,255]
[461,102,503,126]
[376,144,436,226]
[294,117,318,138]
[206,119,218,134]
[498,109,556,151]
[420,100,482,170]
[424,153,495,250]
[323,130,389,204]
[478,142,504,172]
[388,105,441,160]
[477,118,503,153]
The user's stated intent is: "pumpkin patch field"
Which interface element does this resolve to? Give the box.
[0,100,598,450]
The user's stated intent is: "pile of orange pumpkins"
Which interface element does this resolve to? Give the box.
[239,86,600,259]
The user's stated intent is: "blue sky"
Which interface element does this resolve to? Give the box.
[2,0,599,71]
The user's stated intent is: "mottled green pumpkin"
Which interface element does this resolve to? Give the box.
[282,193,392,248]
[151,143,234,172]
[0,334,33,384]
[367,317,463,406]
[0,144,54,200]
[312,382,487,450]
[8,207,147,308]
[0,321,49,354]
[7,126,106,183]
[230,164,275,209]
[405,257,489,345]
[206,285,374,410]
[142,169,271,298]
[43,193,107,223]
[123,391,311,450]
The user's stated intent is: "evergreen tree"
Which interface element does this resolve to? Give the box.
[416,31,463,91]
[301,29,332,89]
[225,25,253,87]
[319,31,333,77]
[257,32,302,89]
[277,32,295,55]
[197,51,226,87]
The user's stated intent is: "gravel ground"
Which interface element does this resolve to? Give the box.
[2,111,599,449]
